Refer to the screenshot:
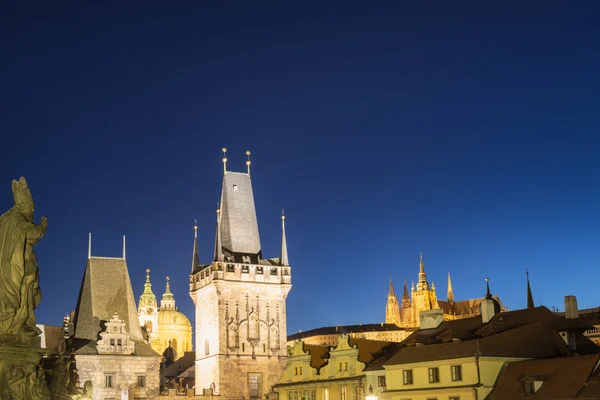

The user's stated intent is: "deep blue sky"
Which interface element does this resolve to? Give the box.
[1,2,600,335]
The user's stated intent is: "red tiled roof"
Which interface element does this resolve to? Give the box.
[486,353,600,400]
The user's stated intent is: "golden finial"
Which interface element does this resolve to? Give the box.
[166,276,170,281]
[246,150,251,175]
[194,219,198,230]
[145,268,150,282]
[222,148,227,173]
[146,268,150,273]
[282,208,285,220]
[420,252,423,261]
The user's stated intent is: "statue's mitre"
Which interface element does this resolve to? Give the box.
[12,177,32,205]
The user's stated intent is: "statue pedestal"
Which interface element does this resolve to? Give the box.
[0,337,50,400]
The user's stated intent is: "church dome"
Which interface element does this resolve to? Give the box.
[162,344,178,363]
[158,308,192,330]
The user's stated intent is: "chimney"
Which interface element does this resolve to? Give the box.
[419,309,444,330]
[564,296,579,319]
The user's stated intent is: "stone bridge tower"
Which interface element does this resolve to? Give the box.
[189,150,292,399]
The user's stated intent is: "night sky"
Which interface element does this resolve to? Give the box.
[2,2,600,335]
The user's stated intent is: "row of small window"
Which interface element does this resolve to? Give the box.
[289,388,354,400]
[288,389,316,400]
[225,264,275,275]
[294,366,303,375]
[105,375,145,388]
[402,365,462,385]
[108,339,123,346]
[401,397,460,400]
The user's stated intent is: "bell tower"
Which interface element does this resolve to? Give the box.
[190,149,292,399]
[138,269,158,342]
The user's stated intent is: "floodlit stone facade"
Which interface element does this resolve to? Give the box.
[189,152,292,399]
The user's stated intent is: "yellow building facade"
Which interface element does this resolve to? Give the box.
[138,270,192,359]
[274,334,389,400]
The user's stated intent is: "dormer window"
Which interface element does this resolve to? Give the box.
[524,378,544,395]
[525,381,535,395]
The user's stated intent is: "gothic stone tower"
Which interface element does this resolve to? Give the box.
[189,150,292,399]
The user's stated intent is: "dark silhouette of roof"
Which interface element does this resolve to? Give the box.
[287,323,408,342]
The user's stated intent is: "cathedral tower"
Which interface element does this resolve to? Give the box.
[385,278,401,325]
[190,150,292,399]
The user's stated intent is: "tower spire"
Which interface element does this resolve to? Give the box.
[447,272,454,303]
[222,148,228,174]
[280,209,288,265]
[161,276,175,310]
[386,276,401,325]
[214,205,223,262]
[417,252,429,290]
[88,232,92,259]
[388,277,396,296]
[526,270,535,309]
[143,269,153,294]
[246,150,251,176]
[402,279,411,308]
[122,235,126,260]
[191,219,200,273]
[485,277,492,300]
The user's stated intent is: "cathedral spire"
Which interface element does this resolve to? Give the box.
[280,210,289,265]
[526,270,534,309]
[222,148,228,174]
[214,206,223,262]
[417,252,429,290]
[388,277,396,297]
[401,279,411,308]
[447,272,454,303]
[386,276,401,325]
[191,220,200,272]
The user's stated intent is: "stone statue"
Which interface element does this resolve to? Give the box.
[0,177,47,336]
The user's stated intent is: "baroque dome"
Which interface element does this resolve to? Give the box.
[158,308,192,329]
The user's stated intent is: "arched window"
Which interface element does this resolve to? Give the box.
[248,313,259,340]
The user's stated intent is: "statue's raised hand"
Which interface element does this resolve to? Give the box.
[40,216,48,232]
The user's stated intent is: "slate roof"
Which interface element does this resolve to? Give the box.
[288,323,408,342]
[486,353,600,400]
[73,257,143,342]
[219,171,262,258]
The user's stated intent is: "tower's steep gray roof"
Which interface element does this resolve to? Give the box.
[73,257,143,341]
[219,172,261,259]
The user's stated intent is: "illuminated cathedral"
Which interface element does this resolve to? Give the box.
[386,253,505,328]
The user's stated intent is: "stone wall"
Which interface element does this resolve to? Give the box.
[75,354,160,400]
[192,275,290,399]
